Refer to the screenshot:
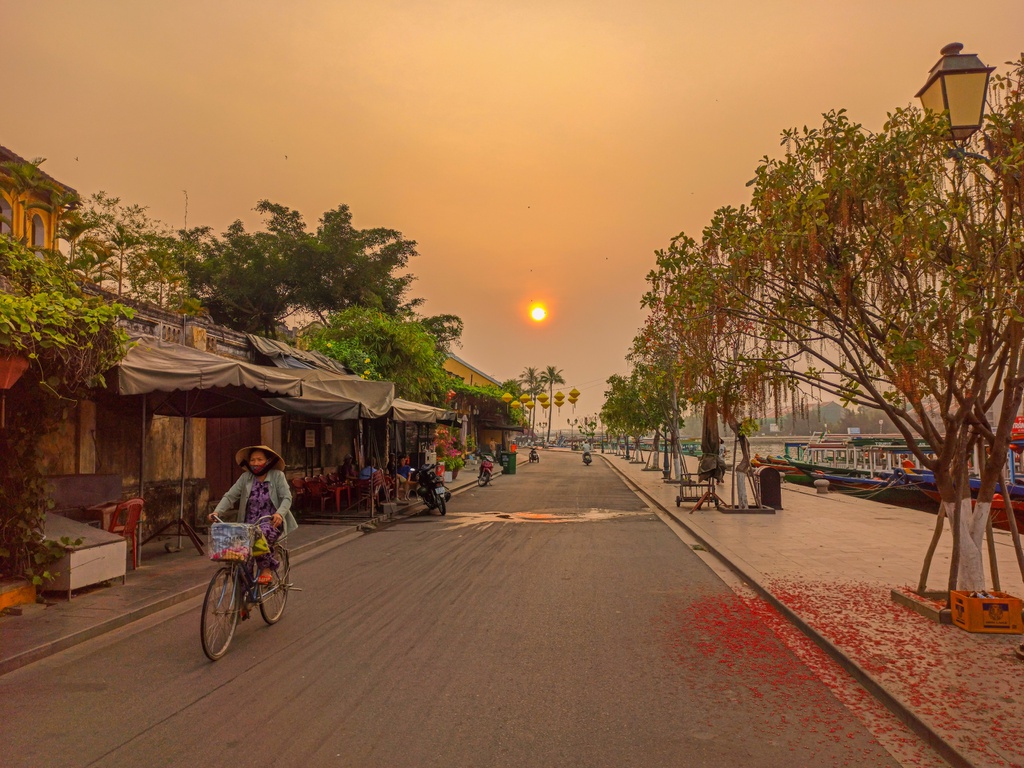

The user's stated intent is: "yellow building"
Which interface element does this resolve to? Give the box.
[0,144,76,251]
[443,353,501,388]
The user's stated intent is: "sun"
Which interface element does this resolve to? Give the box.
[530,305,547,322]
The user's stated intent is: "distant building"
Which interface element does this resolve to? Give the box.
[0,144,77,251]
[443,353,501,388]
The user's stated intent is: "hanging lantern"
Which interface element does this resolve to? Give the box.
[568,395,578,404]
[554,391,565,400]
[542,402,550,409]
[526,402,535,410]
[537,392,549,402]
[511,401,522,410]
[0,354,29,428]
[519,393,531,403]
[502,392,513,404]
[447,389,457,402]
[569,387,580,399]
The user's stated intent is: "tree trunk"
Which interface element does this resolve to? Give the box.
[957,497,990,591]
[917,501,948,594]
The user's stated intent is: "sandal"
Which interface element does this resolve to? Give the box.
[257,570,273,585]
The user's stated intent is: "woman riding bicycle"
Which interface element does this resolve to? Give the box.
[209,445,296,585]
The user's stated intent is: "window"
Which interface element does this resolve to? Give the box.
[0,196,11,236]
[31,214,45,248]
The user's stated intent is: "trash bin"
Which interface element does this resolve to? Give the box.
[755,466,782,509]
[500,450,517,475]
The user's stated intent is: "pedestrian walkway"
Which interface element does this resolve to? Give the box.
[0,469,487,678]
[603,451,1024,768]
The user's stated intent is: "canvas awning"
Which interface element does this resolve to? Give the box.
[264,369,395,420]
[391,398,449,424]
[246,334,352,374]
[113,337,304,417]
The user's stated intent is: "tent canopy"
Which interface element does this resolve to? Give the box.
[264,369,395,420]
[247,334,352,374]
[391,398,449,424]
[114,337,304,417]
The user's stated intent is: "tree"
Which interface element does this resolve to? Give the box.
[186,200,423,335]
[0,157,56,246]
[601,372,663,458]
[307,307,451,404]
[539,366,565,445]
[674,64,1024,589]
[0,237,130,582]
[519,366,542,435]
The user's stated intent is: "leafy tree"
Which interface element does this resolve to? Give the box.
[186,201,422,335]
[650,61,1024,590]
[419,313,464,354]
[0,236,130,581]
[307,307,450,404]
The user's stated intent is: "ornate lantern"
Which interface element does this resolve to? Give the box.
[569,387,580,399]
[502,392,513,404]
[916,43,994,141]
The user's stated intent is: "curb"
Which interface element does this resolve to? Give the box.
[601,455,975,768]
[0,525,364,678]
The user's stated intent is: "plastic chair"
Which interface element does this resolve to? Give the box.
[108,498,144,572]
[290,477,309,511]
[304,477,334,513]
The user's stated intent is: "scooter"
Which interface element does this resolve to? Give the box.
[529,448,539,464]
[477,455,494,487]
[416,463,450,515]
[582,450,592,466]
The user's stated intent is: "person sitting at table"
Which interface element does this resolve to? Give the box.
[339,455,358,483]
[396,455,416,501]
[359,459,389,503]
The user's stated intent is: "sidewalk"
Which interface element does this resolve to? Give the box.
[0,469,486,678]
[603,452,1024,768]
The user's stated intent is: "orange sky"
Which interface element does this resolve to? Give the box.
[5,2,1023,414]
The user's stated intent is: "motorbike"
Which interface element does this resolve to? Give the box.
[582,450,592,466]
[528,448,539,464]
[416,463,450,515]
[477,455,494,487]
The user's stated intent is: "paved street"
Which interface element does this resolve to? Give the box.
[2,451,901,767]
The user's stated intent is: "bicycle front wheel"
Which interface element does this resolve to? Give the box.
[201,566,239,661]
[259,545,290,624]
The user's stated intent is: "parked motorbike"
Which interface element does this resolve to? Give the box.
[477,455,494,486]
[416,463,450,515]
[582,451,593,466]
[529,448,539,464]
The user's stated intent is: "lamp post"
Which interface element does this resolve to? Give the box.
[916,43,994,143]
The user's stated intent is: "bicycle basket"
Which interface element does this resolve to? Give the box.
[209,522,253,562]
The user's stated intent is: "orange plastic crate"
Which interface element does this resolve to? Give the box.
[950,590,1024,634]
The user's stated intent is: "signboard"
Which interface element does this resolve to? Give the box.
[304,429,316,448]
[1013,415,1024,438]
[847,428,861,435]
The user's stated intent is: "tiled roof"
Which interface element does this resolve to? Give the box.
[0,143,78,195]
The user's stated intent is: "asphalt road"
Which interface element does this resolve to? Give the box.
[1,451,899,767]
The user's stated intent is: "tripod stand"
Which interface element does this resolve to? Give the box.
[689,477,725,513]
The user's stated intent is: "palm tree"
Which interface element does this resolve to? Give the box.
[538,365,565,445]
[59,209,99,264]
[519,366,542,436]
[0,157,56,245]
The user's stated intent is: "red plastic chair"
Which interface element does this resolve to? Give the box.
[108,498,144,571]
[290,477,309,511]
[304,477,334,513]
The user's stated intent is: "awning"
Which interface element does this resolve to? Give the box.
[391,398,449,424]
[247,334,352,374]
[113,337,304,417]
[264,369,395,420]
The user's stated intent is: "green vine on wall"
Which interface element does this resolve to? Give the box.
[0,237,131,582]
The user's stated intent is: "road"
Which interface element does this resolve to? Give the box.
[1,451,900,767]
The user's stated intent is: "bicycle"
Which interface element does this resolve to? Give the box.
[200,515,294,661]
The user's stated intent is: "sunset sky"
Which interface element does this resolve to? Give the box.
[5,2,1024,414]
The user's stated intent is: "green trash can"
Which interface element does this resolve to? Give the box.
[506,450,517,475]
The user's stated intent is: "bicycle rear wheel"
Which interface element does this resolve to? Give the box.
[259,545,290,624]
[201,566,239,660]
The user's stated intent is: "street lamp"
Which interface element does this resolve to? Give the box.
[916,43,994,142]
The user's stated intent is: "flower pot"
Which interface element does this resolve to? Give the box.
[451,468,460,480]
